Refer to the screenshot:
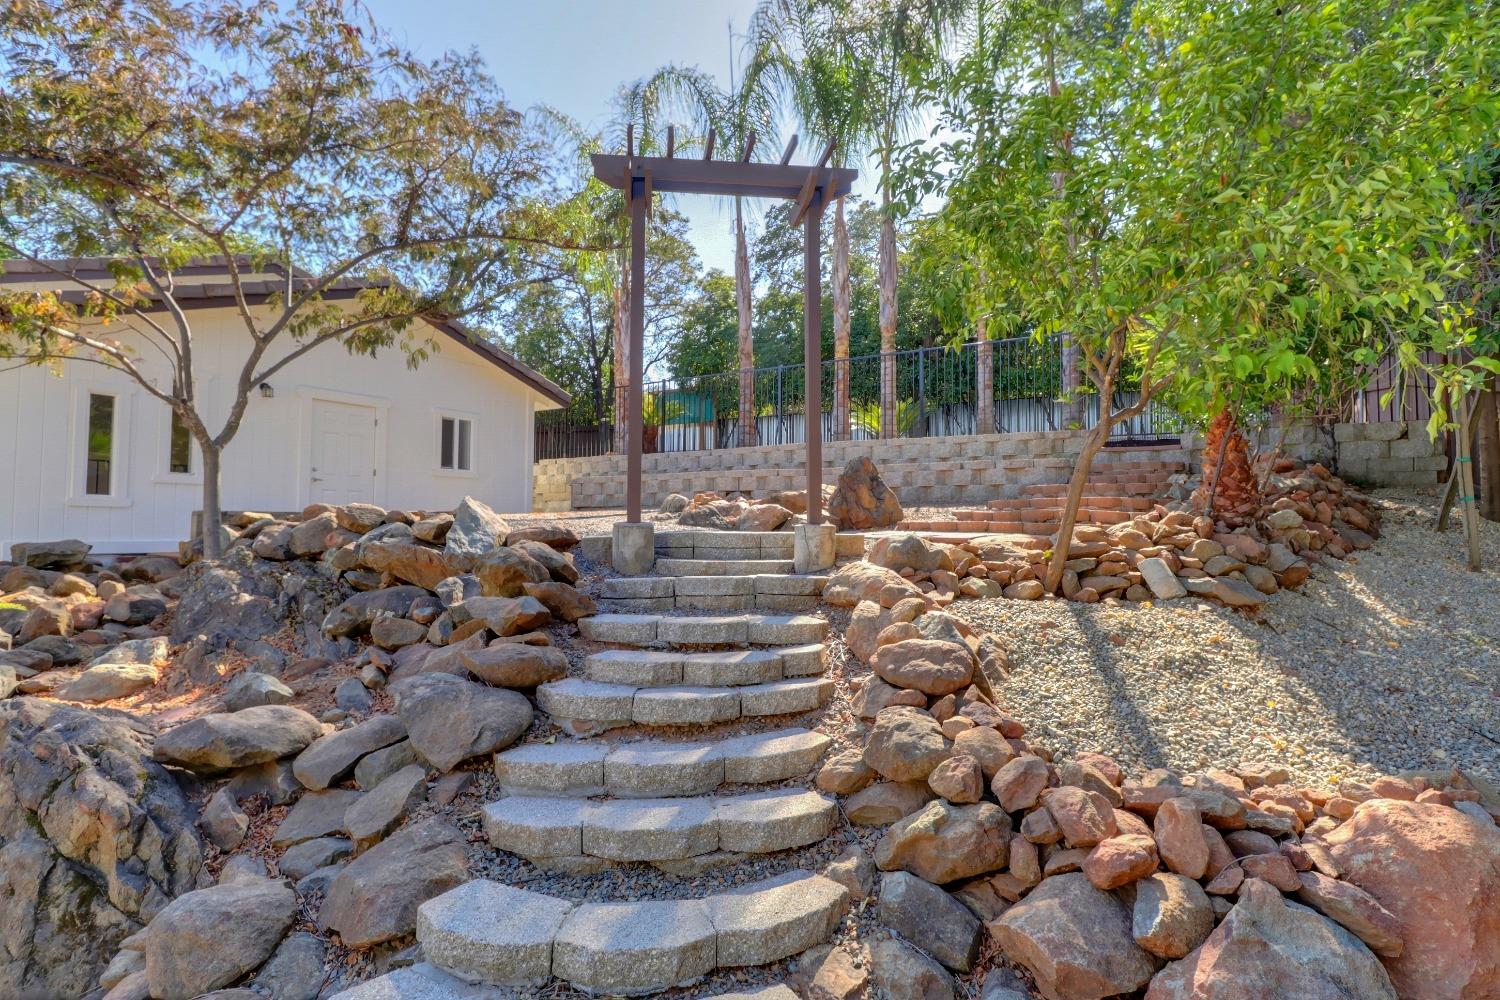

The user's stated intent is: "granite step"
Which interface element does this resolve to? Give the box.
[416,871,851,994]
[598,574,827,613]
[578,612,828,648]
[536,676,835,732]
[584,645,826,688]
[481,787,836,863]
[654,558,796,576]
[493,727,832,797]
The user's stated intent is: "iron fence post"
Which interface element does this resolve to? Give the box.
[916,348,927,438]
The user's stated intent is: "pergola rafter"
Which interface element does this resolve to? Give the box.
[591,134,858,525]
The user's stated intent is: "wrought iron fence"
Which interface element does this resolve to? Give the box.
[534,335,1186,461]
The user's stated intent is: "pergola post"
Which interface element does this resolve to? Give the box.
[626,174,646,523]
[804,189,824,525]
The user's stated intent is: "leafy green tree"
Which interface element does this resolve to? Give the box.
[750,0,875,433]
[850,0,965,435]
[505,202,702,422]
[901,0,1500,591]
[0,0,583,558]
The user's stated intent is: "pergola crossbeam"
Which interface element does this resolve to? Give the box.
[591,137,855,526]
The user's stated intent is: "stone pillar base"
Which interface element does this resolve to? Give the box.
[794,523,837,574]
[612,522,655,576]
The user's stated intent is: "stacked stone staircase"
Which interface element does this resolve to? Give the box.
[338,527,852,998]
[898,446,1186,537]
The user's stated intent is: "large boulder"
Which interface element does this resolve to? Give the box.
[474,547,550,598]
[0,698,204,998]
[142,876,296,999]
[60,661,159,702]
[879,870,982,972]
[9,539,90,570]
[1145,878,1397,1000]
[321,586,429,638]
[172,547,341,653]
[870,639,974,696]
[391,673,532,772]
[827,457,903,531]
[823,561,926,608]
[291,715,407,791]
[875,800,1010,884]
[1324,799,1500,1000]
[443,497,510,565]
[318,817,468,948]
[862,706,950,782]
[358,540,466,591]
[153,706,325,774]
[993,871,1160,1000]
[869,534,949,573]
[460,644,568,687]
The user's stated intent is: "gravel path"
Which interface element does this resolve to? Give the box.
[949,489,1500,789]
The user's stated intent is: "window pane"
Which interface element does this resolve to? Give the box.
[169,410,192,474]
[87,393,114,495]
[457,419,471,471]
[440,417,455,469]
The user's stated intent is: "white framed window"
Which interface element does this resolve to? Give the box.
[85,392,116,495]
[168,409,192,474]
[69,383,132,507]
[439,415,473,472]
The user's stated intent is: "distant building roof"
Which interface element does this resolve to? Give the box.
[0,256,570,407]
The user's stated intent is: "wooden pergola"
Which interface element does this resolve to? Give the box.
[592,130,858,525]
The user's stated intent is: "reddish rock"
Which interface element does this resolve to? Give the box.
[1043,786,1117,848]
[1083,835,1160,890]
[1240,851,1302,893]
[1154,797,1209,879]
[1146,879,1396,1000]
[827,457,903,531]
[1325,799,1500,1000]
[927,754,985,805]
[845,781,935,827]
[992,755,1051,812]
[870,638,975,697]
[875,801,1010,884]
[993,872,1160,1000]
[1295,871,1404,958]
[1133,873,1214,960]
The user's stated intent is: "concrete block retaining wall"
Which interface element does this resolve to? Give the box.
[534,420,1445,511]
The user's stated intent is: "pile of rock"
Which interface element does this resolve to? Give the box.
[657,455,905,533]
[823,612,1500,999]
[659,489,811,532]
[855,462,1379,608]
[1,538,180,703]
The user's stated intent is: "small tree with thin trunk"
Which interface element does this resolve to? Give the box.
[0,0,582,559]
[902,0,1498,592]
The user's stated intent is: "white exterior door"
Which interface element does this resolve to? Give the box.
[310,399,377,505]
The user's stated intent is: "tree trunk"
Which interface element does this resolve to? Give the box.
[1192,408,1260,525]
[1060,333,1085,428]
[1477,376,1500,522]
[878,208,898,438]
[976,318,994,434]
[833,196,852,440]
[1044,418,1110,594]
[735,199,756,447]
[200,443,224,561]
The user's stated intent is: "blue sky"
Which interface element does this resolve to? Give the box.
[364,0,879,274]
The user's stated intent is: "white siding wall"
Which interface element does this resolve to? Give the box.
[2,305,544,555]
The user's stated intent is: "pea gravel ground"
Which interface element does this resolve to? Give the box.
[949,489,1500,789]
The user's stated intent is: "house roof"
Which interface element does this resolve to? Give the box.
[0,256,571,407]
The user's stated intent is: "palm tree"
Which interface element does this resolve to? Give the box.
[615,58,777,448]
[850,0,965,436]
[748,0,873,439]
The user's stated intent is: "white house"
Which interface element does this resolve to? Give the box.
[0,258,569,557]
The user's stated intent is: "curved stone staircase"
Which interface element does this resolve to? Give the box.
[336,530,854,998]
